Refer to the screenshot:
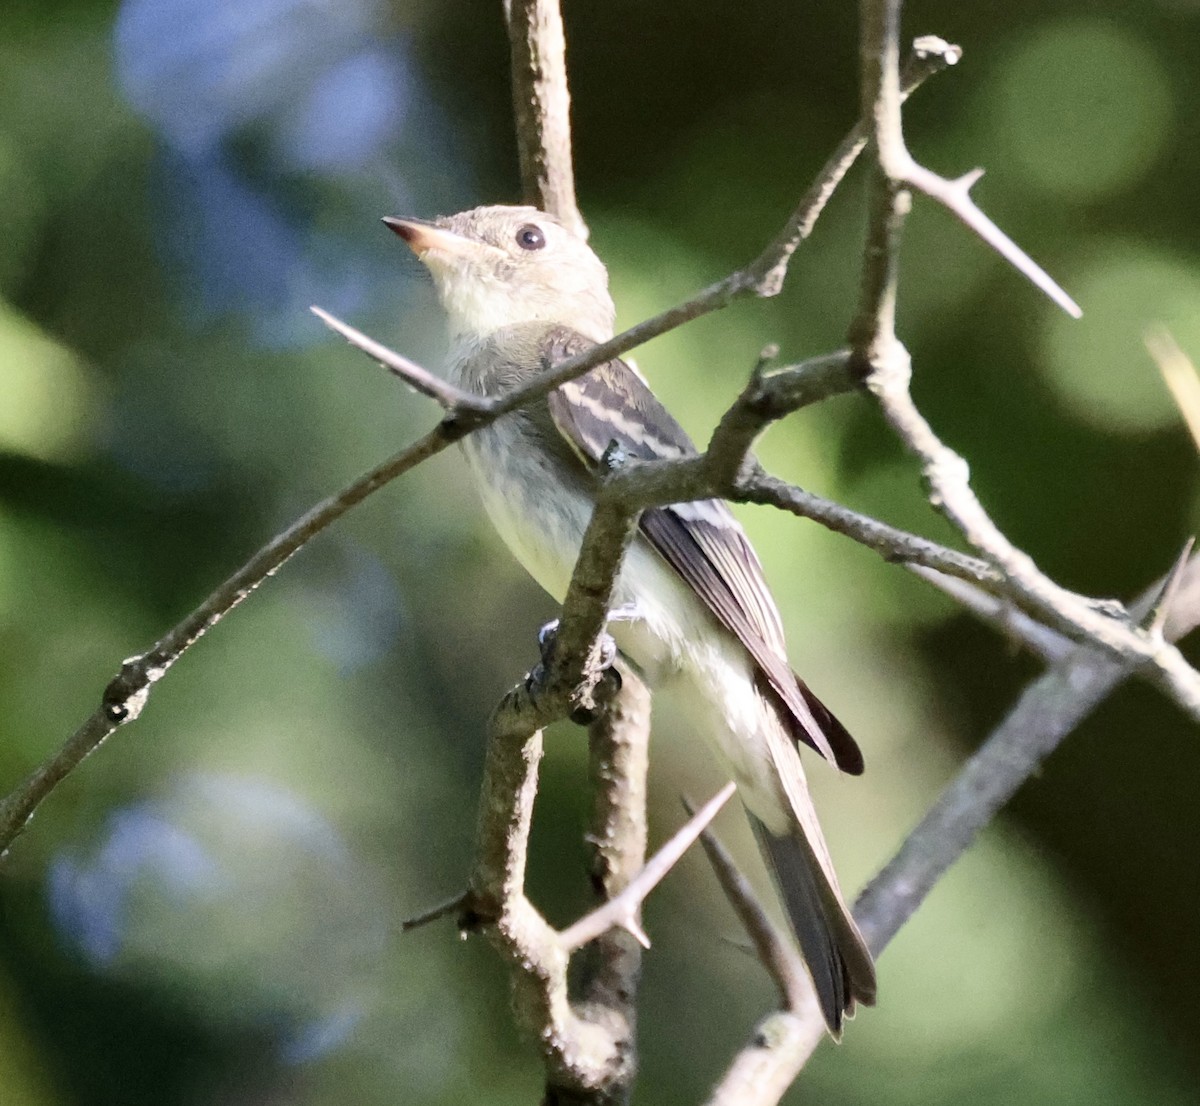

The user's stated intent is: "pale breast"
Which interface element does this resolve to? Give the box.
[460,417,593,604]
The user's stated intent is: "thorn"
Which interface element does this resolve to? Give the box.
[400,891,471,933]
[956,167,985,191]
[557,782,735,952]
[625,917,652,949]
[1142,537,1195,640]
[751,343,780,388]
[905,162,1082,318]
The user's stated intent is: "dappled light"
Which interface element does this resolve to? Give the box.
[1,1,1198,1104]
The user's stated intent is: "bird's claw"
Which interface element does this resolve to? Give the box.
[595,631,618,672]
[536,619,618,672]
[532,618,622,723]
[537,618,560,664]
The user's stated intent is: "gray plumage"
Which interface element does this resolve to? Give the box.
[387,205,876,1033]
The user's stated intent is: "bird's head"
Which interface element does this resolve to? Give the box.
[385,205,615,344]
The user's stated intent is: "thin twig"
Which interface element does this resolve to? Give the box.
[749,35,961,296]
[400,891,471,933]
[687,800,809,1013]
[0,425,455,854]
[906,564,1074,665]
[849,0,1200,722]
[561,782,736,952]
[742,473,1005,588]
[1141,537,1195,642]
[311,306,492,413]
[693,811,824,1106]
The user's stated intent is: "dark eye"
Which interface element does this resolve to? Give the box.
[515,223,546,251]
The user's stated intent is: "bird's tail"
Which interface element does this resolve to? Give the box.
[750,814,877,1037]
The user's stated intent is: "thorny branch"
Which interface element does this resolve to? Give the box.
[694,813,823,1106]
[691,2,1200,1097]
[467,669,734,1101]
[720,551,1200,1098]
[4,5,1199,1106]
[0,34,958,856]
[849,0,1200,720]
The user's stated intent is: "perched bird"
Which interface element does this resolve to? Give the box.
[385,205,875,1033]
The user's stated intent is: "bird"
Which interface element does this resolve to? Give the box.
[384,204,876,1034]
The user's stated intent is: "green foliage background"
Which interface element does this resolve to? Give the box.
[1,1,1198,1103]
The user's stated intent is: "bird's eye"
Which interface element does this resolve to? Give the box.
[515,224,546,251]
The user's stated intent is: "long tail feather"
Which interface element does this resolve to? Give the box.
[750,815,876,1036]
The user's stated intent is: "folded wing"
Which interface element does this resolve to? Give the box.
[541,327,863,774]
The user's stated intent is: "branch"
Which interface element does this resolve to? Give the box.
[849,0,1200,726]
[312,306,491,413]
[0,32,966,854]
[505,0,586,238]
[865,339,1200,716]
[569,665,653,1103]
[694,818,823,1106]
[856,558,1200,954]
[560,781,735,952]
[748,35,961,296]
[468,683,615,1090]
[467,650,732,1101]
[0,424,457,854]
[703,547,1200,1100]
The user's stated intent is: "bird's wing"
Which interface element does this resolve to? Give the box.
[541,327,863,774]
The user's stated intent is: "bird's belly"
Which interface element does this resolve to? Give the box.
[462,426,591,605]
[462,425,694,679]
[460,425,792,830]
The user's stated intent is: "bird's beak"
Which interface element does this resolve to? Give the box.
[383,217,478,262]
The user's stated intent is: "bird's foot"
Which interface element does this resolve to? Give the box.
[530,617,622,724]
[536,618,620,670]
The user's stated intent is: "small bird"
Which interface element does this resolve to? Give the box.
[385,205,876,1033]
